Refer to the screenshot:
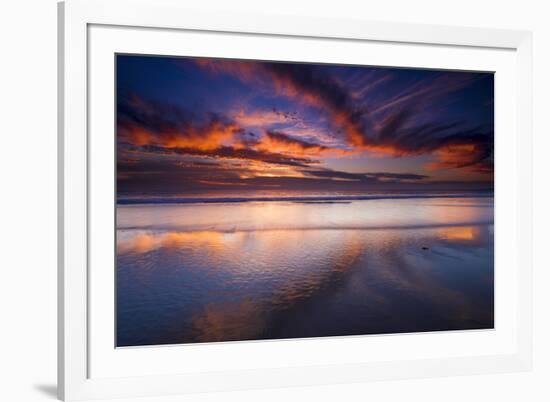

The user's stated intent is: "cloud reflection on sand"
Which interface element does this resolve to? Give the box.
[116,198,493,346]
[190,226,492,342]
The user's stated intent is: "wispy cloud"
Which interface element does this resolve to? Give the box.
[194,58,493,173]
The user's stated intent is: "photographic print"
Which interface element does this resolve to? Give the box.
[116,55,494,347]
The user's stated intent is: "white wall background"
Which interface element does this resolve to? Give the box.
[0,0,548,401]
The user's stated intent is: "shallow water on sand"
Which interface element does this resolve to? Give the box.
[116,197,494,346]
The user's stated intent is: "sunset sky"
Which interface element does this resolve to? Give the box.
[116,55,494,196]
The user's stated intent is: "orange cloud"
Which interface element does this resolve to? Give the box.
[123,121,241,151]
[231,109,289,127]
[427,143,493,173]
[256,131,328,155]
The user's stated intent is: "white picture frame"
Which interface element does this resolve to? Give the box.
[58,0,533,400]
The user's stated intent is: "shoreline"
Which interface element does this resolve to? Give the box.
[117,192,494,206]
[117,221,494,234]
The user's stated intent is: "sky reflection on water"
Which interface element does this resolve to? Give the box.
[116,197,493,346]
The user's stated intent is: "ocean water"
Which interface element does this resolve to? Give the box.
[116,195,494,346]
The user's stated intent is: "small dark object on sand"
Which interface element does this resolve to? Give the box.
[421,246,429,250]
